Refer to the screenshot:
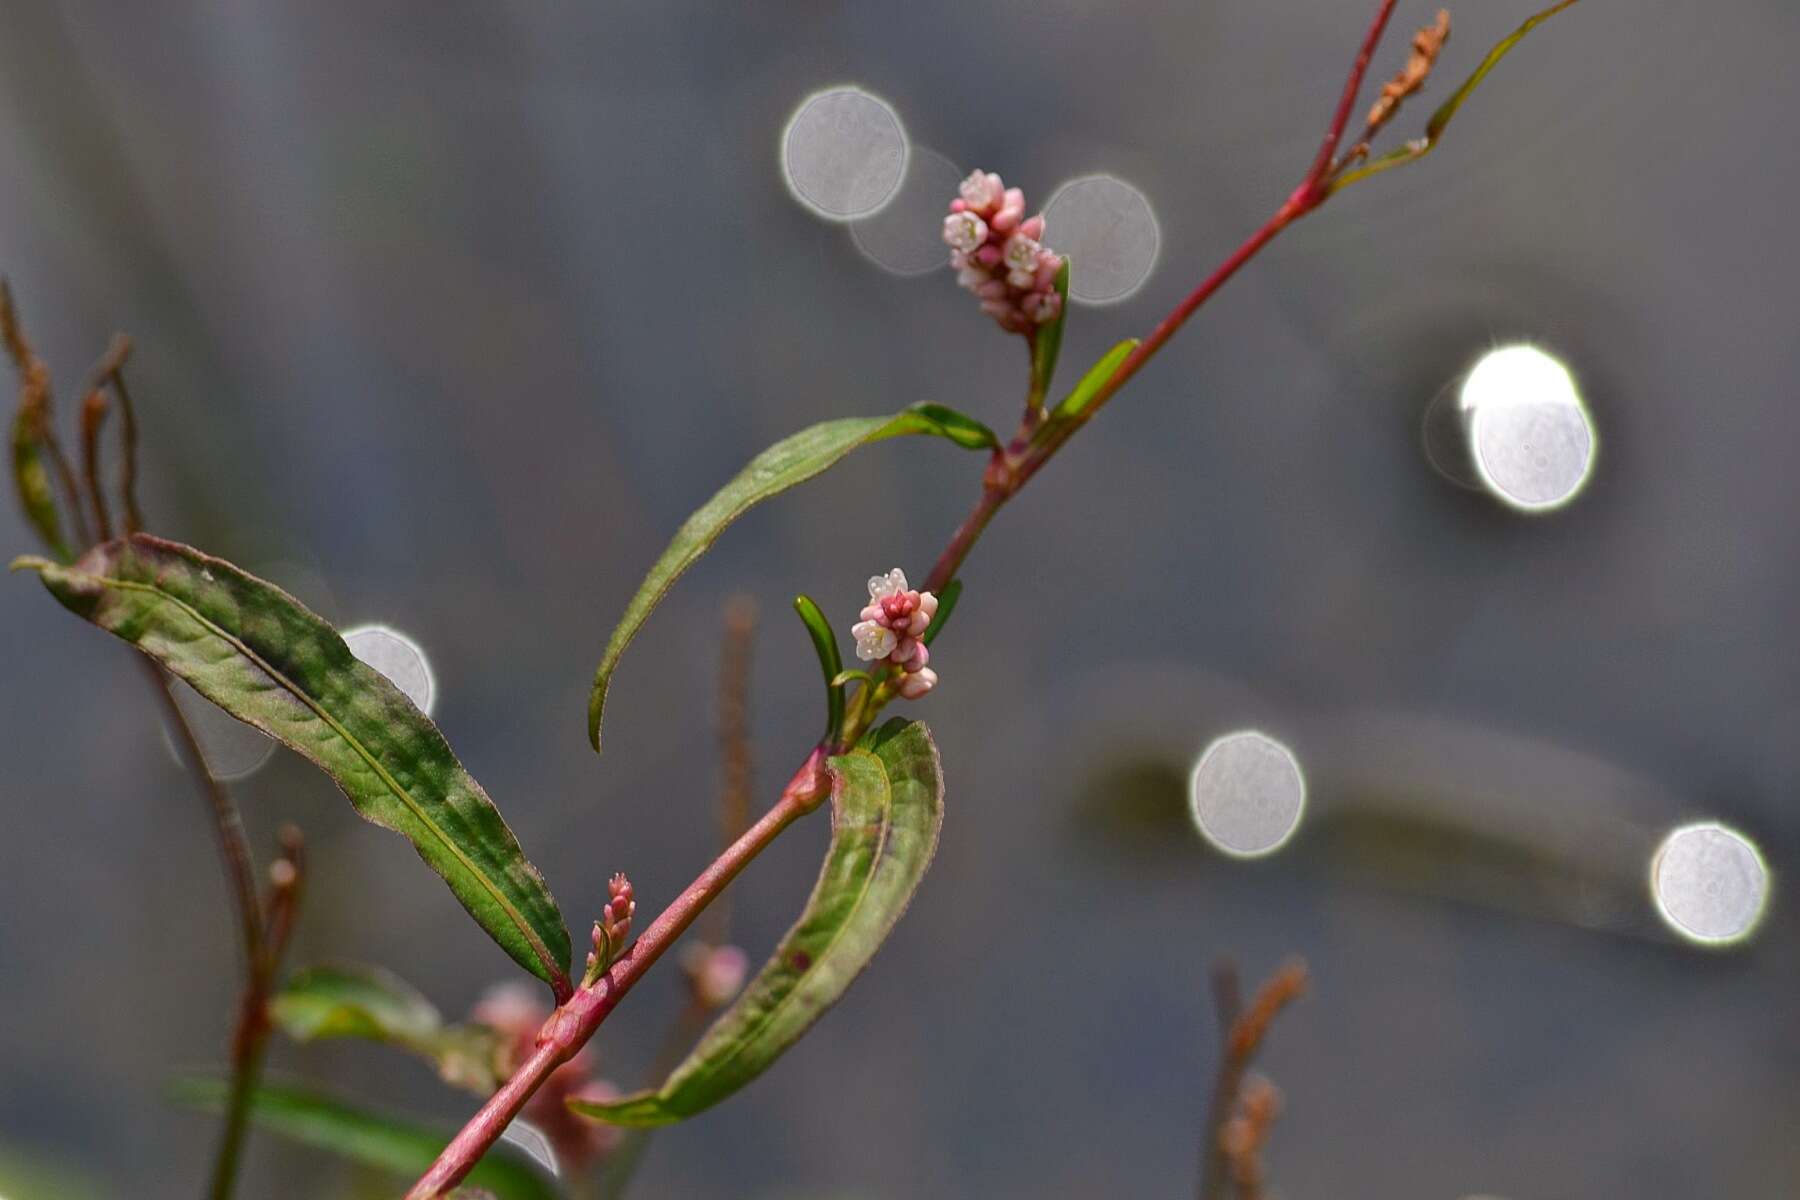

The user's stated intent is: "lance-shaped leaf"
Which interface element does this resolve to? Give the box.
[570,719,944,1127]
[792,594,845,739]
[12,407,70,562]
[14,535,573,996]
[588,408,993,750]
[1053,338,1139,421]
[170,1078,557,1200]
[270,964,505,1094]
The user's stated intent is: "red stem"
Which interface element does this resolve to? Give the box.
[406,751,829,1198]
[1309,0,1400,184]
[410,3,1405,1192]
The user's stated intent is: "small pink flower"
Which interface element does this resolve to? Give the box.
[848,568,941,700]
[958,169,1004,214]
[942,211,989,254]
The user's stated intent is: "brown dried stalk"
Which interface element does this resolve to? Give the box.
[1198,959,1309,1200]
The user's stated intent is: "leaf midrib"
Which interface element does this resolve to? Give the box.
[87,566,561,983]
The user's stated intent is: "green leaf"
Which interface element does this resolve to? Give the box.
[905,403,1000,451]
[1330,0,1582,192]
[270,964,504,1094]
[1052,339,1139,421]
[170,1078,557,1200]
[570,720,945,1127]
[1029,258,1072,404]
[921,577,961,647]
[792,594,845,739]
[587,410,991,750]
[15,535,573,996]
[11,408,70,562]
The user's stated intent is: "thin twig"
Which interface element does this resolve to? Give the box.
[263,824,306,970]
[79,388,114,541]
[94,334,144,534]
[1198,959,1308,1200]
[146,662,263,966]
[142,662,275,1200]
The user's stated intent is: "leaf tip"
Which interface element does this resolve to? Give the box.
[9,554,50,574]
[586,682,607,753]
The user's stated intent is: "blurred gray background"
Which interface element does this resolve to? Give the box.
[3,1,1797,1196]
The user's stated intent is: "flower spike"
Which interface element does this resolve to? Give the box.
[942,169,1064,335]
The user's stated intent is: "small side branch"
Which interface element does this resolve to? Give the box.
[1197,958,1308,1200]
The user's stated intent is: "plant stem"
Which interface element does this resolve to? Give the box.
[147,663,263,968]
[1197,960,1308,1200]
[145,662,293,1200]
[405,751,830,1199]
[413,4,1410,1190]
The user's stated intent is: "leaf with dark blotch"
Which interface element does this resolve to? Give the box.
[587,410,991,750]
[270,964,504,1094]
[1053,339,1138,420]
[14,535,573,996]
[170,1078,557,1200]
[11,408,70,561]
[570,719,944,1127]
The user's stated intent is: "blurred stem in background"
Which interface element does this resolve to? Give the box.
[1198,960,1308,1200]
[2,282,305,1200]
[597,596,758,1200]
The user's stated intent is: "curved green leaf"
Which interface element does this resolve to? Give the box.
[792,594,845,739]
[1053,338,1139,421]
[11,408,70,562]
[270,964,504,1094]
[170,1078,556,1200]
[570,719,944,1127]
[587,409,991,750]
[14,535,573,996]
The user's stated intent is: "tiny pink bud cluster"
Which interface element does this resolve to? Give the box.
[942,169,1064,334]
[850,568,939,700]
[585,872,637,983]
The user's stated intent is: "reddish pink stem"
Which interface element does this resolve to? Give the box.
[411,4,1407,1193]
[406,751,829,1198]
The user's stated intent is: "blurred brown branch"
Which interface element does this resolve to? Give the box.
[1199,958,1308,1200]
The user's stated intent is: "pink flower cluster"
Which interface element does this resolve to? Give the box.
[851,568,939,700]
[942,169,1064,334]
[472,983,622,1170]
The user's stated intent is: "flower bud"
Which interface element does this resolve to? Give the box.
[942,211,988,253]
